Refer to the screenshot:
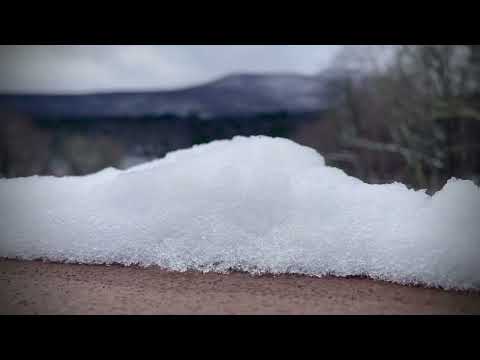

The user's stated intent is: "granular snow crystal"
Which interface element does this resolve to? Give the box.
[0,136,479,290]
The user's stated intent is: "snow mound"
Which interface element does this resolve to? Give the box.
[1,136,479,290]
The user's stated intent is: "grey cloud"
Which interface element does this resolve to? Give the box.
[0,45,341,93]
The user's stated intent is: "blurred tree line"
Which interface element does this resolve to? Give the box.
[0,113,124,177]
[0,111,316,178]
[294,45,480,192]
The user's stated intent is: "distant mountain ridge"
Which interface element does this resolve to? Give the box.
[0,72,346,119]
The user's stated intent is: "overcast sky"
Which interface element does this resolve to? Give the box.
[0,45,341,94]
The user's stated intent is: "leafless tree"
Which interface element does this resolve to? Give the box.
[307,45,480,191]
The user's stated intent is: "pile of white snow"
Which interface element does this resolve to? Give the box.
[1,136,479,290]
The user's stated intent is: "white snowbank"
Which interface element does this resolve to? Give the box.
[1,136,479,290]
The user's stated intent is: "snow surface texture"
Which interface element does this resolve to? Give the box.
[1,136,479,290]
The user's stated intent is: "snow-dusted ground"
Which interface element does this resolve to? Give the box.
[0,136,479,290]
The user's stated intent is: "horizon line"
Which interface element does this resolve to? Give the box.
[0,70,326,97]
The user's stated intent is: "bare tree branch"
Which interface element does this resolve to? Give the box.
[341,135,444,169]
